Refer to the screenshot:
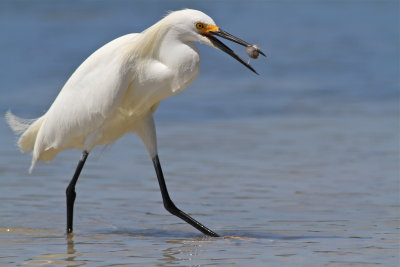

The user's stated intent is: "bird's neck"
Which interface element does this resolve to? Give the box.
[158,31,200,76]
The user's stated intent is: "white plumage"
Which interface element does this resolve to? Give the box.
[7,9,217,172]
[6,9,264,236]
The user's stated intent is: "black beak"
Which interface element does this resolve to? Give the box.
[206,29,266,75]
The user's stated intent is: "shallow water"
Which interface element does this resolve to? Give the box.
[0,1,399,266]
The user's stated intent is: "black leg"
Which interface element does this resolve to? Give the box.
[66,151,89,234]
[152,155,219,237]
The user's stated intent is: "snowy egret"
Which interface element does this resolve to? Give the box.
[6,9,265,237]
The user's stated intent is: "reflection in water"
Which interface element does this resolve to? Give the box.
[66,234,80,267]
[0,1,397,266]
[158,241,182,266]
[153,230,345,266]
[158,239,205,267]
[17,231,85,266]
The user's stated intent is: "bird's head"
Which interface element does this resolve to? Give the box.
[166,9,266,74]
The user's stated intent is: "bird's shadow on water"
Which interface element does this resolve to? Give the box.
[222,231,344,241]
[89,228,343,241]
[92,228,210,239]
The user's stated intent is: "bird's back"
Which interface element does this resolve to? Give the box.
[8,10,204,172]
[9,33,140,171]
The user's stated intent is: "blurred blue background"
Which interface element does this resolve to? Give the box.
[1,0,398,121]
[0,1,398,266]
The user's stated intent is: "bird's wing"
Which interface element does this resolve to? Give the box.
[35,33,139,153]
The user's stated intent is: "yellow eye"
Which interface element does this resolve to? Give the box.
[195,22,205,30]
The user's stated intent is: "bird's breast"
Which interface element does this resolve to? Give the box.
[114,41,200,121]
[159,41,200,94]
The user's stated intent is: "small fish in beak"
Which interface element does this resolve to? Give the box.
[246,44,263,59]
[206,28,266,74]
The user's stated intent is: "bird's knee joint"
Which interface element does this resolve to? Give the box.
[164,202,179,215]
[66,187,76,199]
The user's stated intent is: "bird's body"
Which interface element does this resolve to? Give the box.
[6,9,265,236]
[9,11,207,170]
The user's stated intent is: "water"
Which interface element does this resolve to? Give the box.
[0,0,399,266]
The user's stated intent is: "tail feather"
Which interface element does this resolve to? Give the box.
[5,111,36,135]
[5,111,45,173]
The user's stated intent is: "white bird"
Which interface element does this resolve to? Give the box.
[6,9,265,237]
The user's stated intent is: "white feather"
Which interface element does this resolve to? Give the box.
[6,9,217,172]
[5,111,36,135]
